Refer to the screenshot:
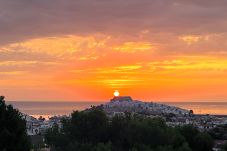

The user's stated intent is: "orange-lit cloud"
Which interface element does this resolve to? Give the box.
[113,42,155,53]
[1,33,227,102]
[179,35,209,45]
[1,35,108,58]
[1,0,227,102]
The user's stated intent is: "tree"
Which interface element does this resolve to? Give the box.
[178,125,199,149]
[0,96,31,151]
[95,142,112,151]
[189,110,194,116]
[45,109,214,151]
[222,142,227,151]
[193,133,214,151]
[178,125,214,151]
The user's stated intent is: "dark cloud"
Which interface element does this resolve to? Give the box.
[0,0,227,45]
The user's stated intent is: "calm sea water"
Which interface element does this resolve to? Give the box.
[6,101,227,118]
[7,101,103,119]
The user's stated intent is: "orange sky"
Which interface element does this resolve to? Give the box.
[0,1,227,102]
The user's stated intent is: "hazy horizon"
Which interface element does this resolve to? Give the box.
[6,100,227,103]
[6,101,227,117]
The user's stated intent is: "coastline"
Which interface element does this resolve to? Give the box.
[6,101,227,117]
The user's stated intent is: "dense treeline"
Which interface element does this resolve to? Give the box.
[0,96,31,151]
[45,109,214,151]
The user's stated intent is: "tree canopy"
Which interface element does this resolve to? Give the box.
[0,96,31,151]
[45,109,214,151]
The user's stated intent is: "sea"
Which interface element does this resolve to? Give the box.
[6,101,227,119]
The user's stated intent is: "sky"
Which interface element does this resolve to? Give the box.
[1,0,227,102]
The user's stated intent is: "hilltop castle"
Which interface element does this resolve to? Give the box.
[110,96,133,102]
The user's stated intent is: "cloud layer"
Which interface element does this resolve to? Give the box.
[1,0,227,44]
[1,0,227,101]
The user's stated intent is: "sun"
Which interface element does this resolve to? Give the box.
[114,90,120,97]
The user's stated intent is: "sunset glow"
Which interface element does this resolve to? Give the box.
[114,91,120,97]
[0,1,227,102]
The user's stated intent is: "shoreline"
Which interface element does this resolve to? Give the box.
[6,101,227,117]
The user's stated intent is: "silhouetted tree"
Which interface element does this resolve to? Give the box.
[178,125,214,151]
[189,110,194,116]
[0,96,31,151]
[193,133,214,151]
[222,142,227,151]
[45,109,214,151]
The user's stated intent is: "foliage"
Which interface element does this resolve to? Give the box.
[0,96,31,151]
[221,142,227,151]
[209,125,227,140]
[45,109,214,151]
[178,125,214,151]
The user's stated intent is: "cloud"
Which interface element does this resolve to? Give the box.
[71,65,143,75]
[0,35,108,58]
[179,35,210,45]
[113,42,155,53]
[1,0,227,45]
[1,0,227,101]
[1,0,227,57]
[0,61,58,67]
[0,71,27,76]
[179,35,201,45]
[148,57,227,72]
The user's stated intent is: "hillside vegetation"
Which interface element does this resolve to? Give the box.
[45,109,214,151]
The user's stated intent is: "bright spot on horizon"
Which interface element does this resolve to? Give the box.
[114,90,120,97]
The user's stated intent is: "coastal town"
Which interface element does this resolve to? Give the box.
[23,94,227,150]
[24,96,227,136]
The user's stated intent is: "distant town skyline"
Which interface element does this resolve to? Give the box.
[1,0,227,102]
